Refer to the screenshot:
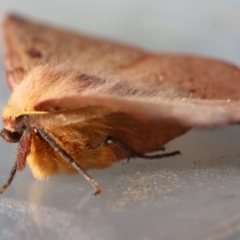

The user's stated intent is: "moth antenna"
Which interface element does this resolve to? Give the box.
[0,162,17,194]
[34,127,102,195]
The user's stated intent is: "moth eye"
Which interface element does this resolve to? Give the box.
[0,129,22,143]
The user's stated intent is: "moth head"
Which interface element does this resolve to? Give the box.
[1,116,25,143]
[1,128,23,143]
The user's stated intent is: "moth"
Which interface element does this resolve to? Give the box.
[1,15,240,195]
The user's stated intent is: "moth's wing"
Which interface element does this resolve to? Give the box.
[34,95,240,129]
[33,54,240,129]
[2,15,146,90]
[116,54,240,101]
[5,15,240,129]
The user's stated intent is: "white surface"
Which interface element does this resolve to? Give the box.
[0,1,240,240]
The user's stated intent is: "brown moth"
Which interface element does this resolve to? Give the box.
[1,14,240,195]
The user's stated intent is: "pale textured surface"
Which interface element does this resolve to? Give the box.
[1,1,240,240]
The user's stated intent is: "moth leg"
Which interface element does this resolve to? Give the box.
[103,136,180,162]
[34,127,101,195]
[0,162,17,194]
